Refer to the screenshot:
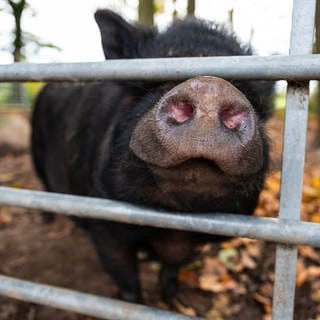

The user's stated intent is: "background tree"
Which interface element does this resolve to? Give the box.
[187,0,195,16]
[2,0,60,62]
[5,0,27,104]
[138,0,155,27]
[7,0,26,62]
[172,0,178,20]
[138,0,196,28]
[0,0,59,104]
[227,8,234,29]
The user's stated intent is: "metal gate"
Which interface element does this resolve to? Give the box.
[0,0,318,319]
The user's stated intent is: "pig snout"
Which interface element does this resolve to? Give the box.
[130,76,263,176]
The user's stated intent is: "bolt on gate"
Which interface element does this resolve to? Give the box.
[0,0,318,319]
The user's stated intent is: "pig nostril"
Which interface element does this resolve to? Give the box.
[169,102,194,124]
[220,106,247,130]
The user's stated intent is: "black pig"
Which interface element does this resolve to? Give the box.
[32,10,274,303]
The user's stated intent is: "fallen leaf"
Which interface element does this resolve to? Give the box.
[299,246,320,262]
[178,269,199,289]
[173,298,196,316]
[310,213,320,223]
[240,251,257,270]
[311,177,320,188]
[0,207,11,226]
[199,274,224,292]
[218,248,239,270]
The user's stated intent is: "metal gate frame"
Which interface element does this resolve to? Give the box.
[0,1,318,319]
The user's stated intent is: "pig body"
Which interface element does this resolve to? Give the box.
[32,10,274,303]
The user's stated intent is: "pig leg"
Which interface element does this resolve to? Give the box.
[89,230,142,303]
[159,263,180,303]
[150,230,194,303]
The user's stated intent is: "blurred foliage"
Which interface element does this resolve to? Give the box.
[25,82,44,105]
[274,91,286,110]
[309,86,320,115]
[154,0,165,14]
[0,86,314,112]
[0,82,44,108]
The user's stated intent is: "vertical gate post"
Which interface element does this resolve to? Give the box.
[272,0,316,319]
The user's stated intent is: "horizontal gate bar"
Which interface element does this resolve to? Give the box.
[0,186,320,247]
[0,275,201,320]
[1,54,320,82]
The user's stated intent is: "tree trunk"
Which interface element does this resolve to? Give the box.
[138,0,154,27]
[314,0,320,148]
[227,8,234,29]
[172,0,178,20]
[8,0,26,105]
[187,0,195,16]
[8,0,26,62]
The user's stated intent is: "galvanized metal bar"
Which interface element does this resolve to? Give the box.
[0,186,320,247]
[272,0,316,319]
[0,275,201,320]
[1,54,320,82]
[278,86,310,218]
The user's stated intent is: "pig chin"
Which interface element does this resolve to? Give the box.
[148,157,259,201]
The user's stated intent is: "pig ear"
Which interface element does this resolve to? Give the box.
[94,9,155,59]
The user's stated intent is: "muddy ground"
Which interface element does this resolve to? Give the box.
[0,111,320,320]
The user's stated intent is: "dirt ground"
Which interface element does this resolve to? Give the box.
[1,111,320,320]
